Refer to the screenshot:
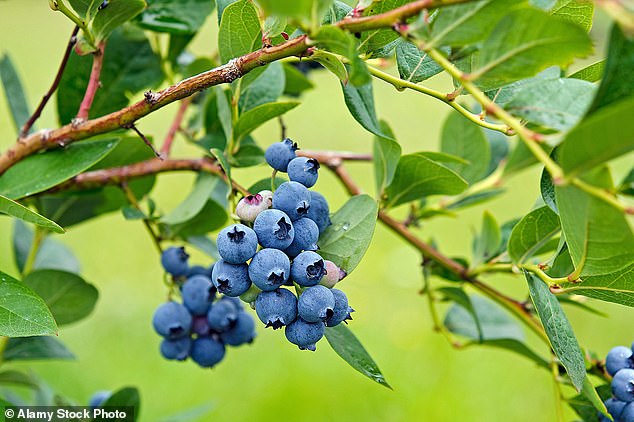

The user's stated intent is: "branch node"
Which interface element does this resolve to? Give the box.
[144,90,160,105]
[71,117,85,128]
[220,58,243,83]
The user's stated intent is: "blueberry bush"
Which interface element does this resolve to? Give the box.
[0,0,632,420]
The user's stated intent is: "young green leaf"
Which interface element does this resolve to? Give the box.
[2,336,74,361]
[324,324,390,389]
[0,54,31,134]
[395,40,445,83]
[13,221,80,275]
[341,80,388,138]
[0,370,40,389]
[218,0,262,64]
[438,287,483,341]
[24,270,98,326]
[137,0,213,34]
[311,51,348,83]
[0,270,57,337]
[373,120,400,197]
[508,206,560,264]
[233,102,299,142]
[238,62,286,112]
[472,211,501,266]
[551,0,594,31]
[357,0,407,55]
[568,60,604,82]
[525,271,586,391]
[0,195,64,234]
[161,173,218,225]
[567,384,612,422]
[92,0,146,42]
[102,387,141,421]
[318,194,378,274]
[282,63,314,97]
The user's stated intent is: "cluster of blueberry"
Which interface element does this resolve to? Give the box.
[602,343,634,421]
[153,247,256,368]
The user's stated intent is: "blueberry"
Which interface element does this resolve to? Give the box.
[265,138,297,172]
[249,248,291,291]
[613,368,634,402]
[326,288,354,327]
[160,337,191,361]
[207,300,238,332]
[236,191,273,222]
[187,265,212,278]
[255,288,298,329]
[219,295,244,313]
[320,260,347,288]
[298,285,335,323]
[291,251,326,286]
[607,346,634,376]
[253,209,295,249]
[287,157,320,188]
[152,302,192,339]
[191,337,226,368]
[306,191,331,234]
[88,391,111,408]
[605,398,627,420]
[191,315,211,336]
[273,181,311,221]
[622,402,634,421]
[284,218,319,257]
[181,275,216,316]
[217,224,258,264]
[285,318,325,351]
[161,247,189,276]
[211,259,251,297]
[221,312,256,346]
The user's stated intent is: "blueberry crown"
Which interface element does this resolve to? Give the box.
[305,158,320,173]
[306,259,326,280]
[296,201,310,217]
[274,217,292,240]
[268,271,285,284]
[227,226,246,242]
[282,138,299,151]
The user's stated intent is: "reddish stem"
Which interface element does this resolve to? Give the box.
[161,97,192,157]
[76,41,106,121]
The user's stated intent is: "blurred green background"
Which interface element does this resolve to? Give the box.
[0,2,629,421]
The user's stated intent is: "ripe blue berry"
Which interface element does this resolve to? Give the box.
[211,259,251,297]
[187,265,212,278]
[191,315,211,336]
[298,285,335,323]
[253,209,295,249]
[605,398,627,421]
[622,402,634,422]
[221,312,256,346]
[607,346,634,376]
[249,248,291,291]
[191,337,226,368]
[291,251,326,286]
[88,391,111,408]
[161,247,190,276]
[152,302,192,339]
[326,288,354,327]
[613,368,634,402]
[285,318,325,351]
[207,300,238,332]
[306,191,331,234]
[219,295,243,313]
[255,288,298,329]
[160,337,191,361]
[181,275,215,316]
[273,181,311,221]
[236,191,273,222]
[320,260,347,288]
[265,138,297,172]
[287,157,320,188]
[284,218,319,258]
[217,224,258,264]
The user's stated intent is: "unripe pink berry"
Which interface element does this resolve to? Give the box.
[319,260,347,288]
[235,190,273,222]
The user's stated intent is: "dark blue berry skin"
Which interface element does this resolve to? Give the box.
[605,398,627,421]
[613,368,634,402]
[291,251,327,286]
[285,318,325,351]
[181,275,215,316]
[221,312,256,346]
[607,346,633,376]
[88,391,111,408]
[152,302,192,339]
[219,295,243,313]
[187,265,212,278]
[191,337,226,368]
[207,300,238,332]
[298,285,335,323]
[622,402,634,422]
[306,191,331,234]
[273,181,311,221]
[265,138,297,172]
[287,157,320,188]
[249,248,291,291]
[161,247,190,276]
[160,337,191,361]
[192,316,211,336]
[217,224,258,264]
[211,259,251,297]
[255,289,298,330]
[253,209,295,249]
[284,218,319,258]
[326,288,354,327]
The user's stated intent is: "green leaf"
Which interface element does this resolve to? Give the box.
[445,188,506,211]
[503,139,553,175]
[0,370,40,389]
[437,287,483,341]
[341,81,387,138]
[168,180,228,238]
[312,26,370,86]
[248,176,286,193]
[568,384,612,422]
[384,153,468,208]
[231,139,265,167]
[101,387,140,421]
[0,138,119,199]
[282,63,314,97]
[258,0,333,20]
[318,194,378,274]
[23,270,98,326]
[373,121,401,196]
[551,0,594,31]
[503,78,596,131]
[0,195,64,234]
[0,54,31,134]
[311,51,348,83]
[395,40,444,83]
[619,167,634,196]
[186,235,220,260]
[233,101,299,142]
[525,271,585,391]
[218,0,262,64]
[580,378,611,419]
[568,60,604,82]
[157,402,215,422]
[557,262,634,308]
[508,206,560,264]
[358,0,407,55]
[238,62,285,112]
[556,167,634,277]
[472,211,501,266]
[440,110,491,184]
[137,0,213,34]
[68,0,100,18]
[474,8,593,90]
[13,221,80,274]
[122,206,146,220]
[324,324,390,389]
[2,336,74,361]
[215,87,233,143]
[161,173,219,225]
[0,270,57,337]
[92,0,146,42]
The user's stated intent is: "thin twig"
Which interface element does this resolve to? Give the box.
[76,41,106,121]
[126,123,163,159]
[160,97,193,157]
[120,182,163,254]
[278,116,287,139]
